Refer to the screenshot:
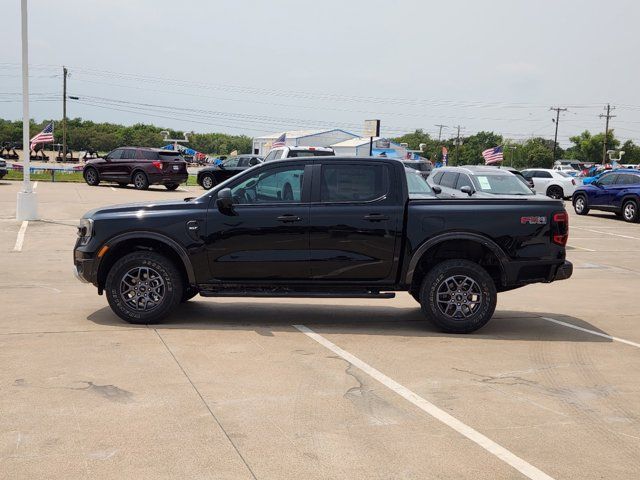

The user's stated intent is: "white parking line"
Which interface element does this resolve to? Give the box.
[13,221,28,252]
[572,226,640,241]
[540,317,640,349]
[294,324,555,480]
[33,181,38,190]
[568,245,596,252]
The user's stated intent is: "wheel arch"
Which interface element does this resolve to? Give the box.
[96,232,196,294]
[405,233,508,293]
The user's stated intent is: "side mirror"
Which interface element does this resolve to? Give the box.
[460,185,474,196]
[432,185,442,194]
[216,188,234,212]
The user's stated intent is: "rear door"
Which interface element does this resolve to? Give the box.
[308,160,403,282]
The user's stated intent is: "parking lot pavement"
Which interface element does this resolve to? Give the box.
[1,181,639,479]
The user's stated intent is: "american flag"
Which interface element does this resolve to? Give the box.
[271,132,286,148]
[442,146,448,166]
[30,122,54,149]
[482,145,503,165]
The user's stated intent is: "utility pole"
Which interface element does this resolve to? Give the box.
[454,125,461,164]
[62,66,68,160]
[550,106,567,162]
[434,124,447,142]
[599,104,616,165]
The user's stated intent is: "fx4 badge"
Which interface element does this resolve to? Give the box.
[521,216,547,225]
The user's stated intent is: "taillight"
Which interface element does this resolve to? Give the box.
[152,161,163,170]
[552,211,569,246]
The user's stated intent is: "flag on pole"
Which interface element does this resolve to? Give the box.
[30,122,54,149]
[482,145,503,165]
[442,146,448,166]
[271,132,286,148]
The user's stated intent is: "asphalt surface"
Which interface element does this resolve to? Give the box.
[1,180,639,479]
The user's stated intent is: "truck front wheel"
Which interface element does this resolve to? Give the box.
[105,251,183,324]
[419,259,497,333]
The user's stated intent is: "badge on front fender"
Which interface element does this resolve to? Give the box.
[520,216,547,225]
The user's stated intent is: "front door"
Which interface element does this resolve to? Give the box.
[591,173,618,206]
[309,161,403,282]
[205,162,312,281]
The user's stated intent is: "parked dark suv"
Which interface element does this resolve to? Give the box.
[197,155,262,190]
[83,147,188,190]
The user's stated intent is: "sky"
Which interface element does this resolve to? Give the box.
[1,0,640,146]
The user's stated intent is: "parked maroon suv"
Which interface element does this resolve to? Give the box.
[83,147,188,190]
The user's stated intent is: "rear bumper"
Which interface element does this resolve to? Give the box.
[147,172,188,185]
[552,260,573,281]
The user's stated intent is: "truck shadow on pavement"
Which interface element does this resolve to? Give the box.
[87,301,613,343]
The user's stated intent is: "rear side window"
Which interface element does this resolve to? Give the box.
[440,172,459,188]
[321,164,387,202]
[535,171,552,178]
[141,150,159,160]
[431,171,444,184]
[617,174,640,185]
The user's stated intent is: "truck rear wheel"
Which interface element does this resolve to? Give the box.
[105,251,183,324]
[419,259,496,333]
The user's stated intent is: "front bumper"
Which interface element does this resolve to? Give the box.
[73,248,98,285]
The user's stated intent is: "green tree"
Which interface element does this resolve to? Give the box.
[565,130,619,163]
[620,140,640,164]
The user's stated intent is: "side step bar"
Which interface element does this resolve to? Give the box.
[199,290,396,299]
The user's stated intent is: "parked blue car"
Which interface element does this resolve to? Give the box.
[572,169,640,222]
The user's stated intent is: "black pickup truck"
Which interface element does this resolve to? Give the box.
[74,158,572,333]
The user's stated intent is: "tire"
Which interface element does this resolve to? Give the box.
[133,171,149,190]
[282,183,293,201]
[546,185,564,200]
[84,167,100,186]
[622,199,640,223]
[165,183,179,191]
[181,287,199,303]
[419,259,497,333]
[105,251,183,324]
[573,194,589,215]
[200,173,216,190]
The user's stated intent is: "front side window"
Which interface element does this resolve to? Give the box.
[263,150,278,162]
[230,166,305,204]
[106,148,123,160]
[456,174,473,190]
[223,157,240,168]
[440,172,459,188]
[597,173,617,185]
[321,164,386,202]
[431,171,444,184]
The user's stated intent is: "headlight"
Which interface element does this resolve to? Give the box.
[77,218,94,244]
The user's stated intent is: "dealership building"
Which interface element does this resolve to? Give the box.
[253,129,409,158]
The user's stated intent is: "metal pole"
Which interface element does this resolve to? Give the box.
[62,66,67,160]
[454,125,461,164]
[552,109,560,161]
[369,136,373,156]
[600,104,614,165]
[16,0,38,220]
[435,124,447,142]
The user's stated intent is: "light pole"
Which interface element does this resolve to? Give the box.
[16,0,38,220]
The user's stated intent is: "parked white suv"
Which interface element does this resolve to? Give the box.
[263,146,335,161]
[521,168,580,199]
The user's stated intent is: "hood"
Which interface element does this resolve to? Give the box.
[83,198,201,220]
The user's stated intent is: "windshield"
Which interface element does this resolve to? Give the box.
[406,170,434,194]
[472,174,533,195]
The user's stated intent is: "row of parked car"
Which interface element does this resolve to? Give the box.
[79,146,640,223]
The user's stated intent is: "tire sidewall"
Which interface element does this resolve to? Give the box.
[573,194,588,215]
[105,252,182,324]
[201,174,215,190]
[547,185,563,199]
[623,200,639,222]
[84,167,99,186]
[421,260,497,333]
[133,172,149,190]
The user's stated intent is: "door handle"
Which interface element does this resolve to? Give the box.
[276,214,302,223]
[363,213,389,222]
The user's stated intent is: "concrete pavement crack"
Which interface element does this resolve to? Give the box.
[153,328,258,480]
